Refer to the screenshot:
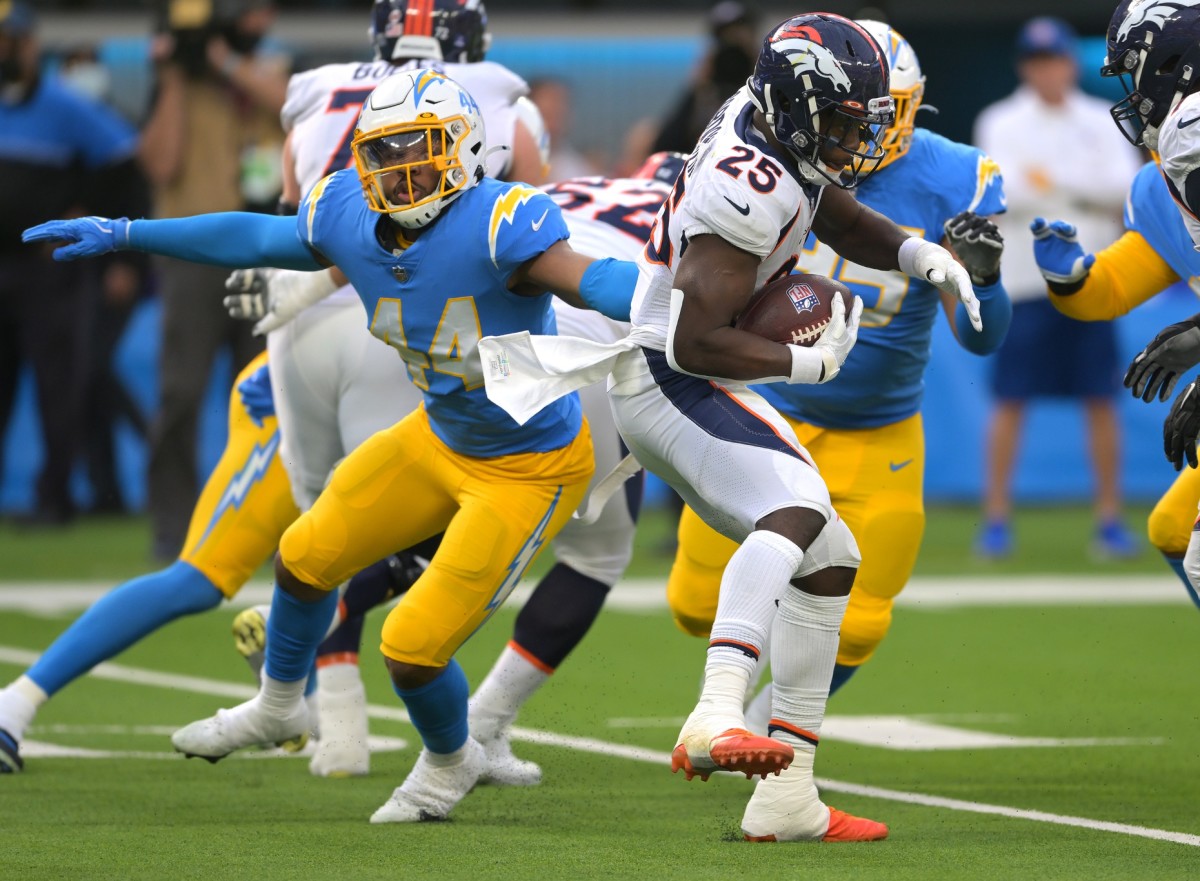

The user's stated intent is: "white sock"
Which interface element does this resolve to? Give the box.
[258,675,307,717]
[768,588,848,746]
[708,530,805,676]
[423,739,472,768]
[0,676,46,740]
[468,644,550,742]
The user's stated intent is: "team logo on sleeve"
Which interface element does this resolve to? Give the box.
[488,185,543,266]
[788,283,820,313]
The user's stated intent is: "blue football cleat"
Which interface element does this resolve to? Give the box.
[974,520,1012,560]
[1094,520,1140,560]
[0,727,23,773]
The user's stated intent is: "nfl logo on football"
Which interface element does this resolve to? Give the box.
[787,283,819,314]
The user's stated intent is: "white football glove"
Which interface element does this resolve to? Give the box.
[786,293,863,384]
[899,237,982,332]
[224,267,340,335]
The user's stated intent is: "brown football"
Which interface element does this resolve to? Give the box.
[734,273,852,347]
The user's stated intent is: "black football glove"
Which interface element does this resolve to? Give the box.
[223,268,271,322]
[943,210,1003,286]
[1165,378,1200,471]
[1124,313,1200,403]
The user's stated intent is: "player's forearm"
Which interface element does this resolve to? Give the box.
[955,279,1011,355]
[128,213,322,271]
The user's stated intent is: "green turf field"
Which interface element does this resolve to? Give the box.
[2,505,1198,880]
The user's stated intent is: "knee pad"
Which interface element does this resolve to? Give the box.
[795,516,861,578]
[1148,499,1193,557]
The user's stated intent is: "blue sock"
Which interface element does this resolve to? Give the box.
[829,662,860,696]
[393,659,469,754]
[27,561,223,696]
[1163,553,1200,611]
[263,586,339,683]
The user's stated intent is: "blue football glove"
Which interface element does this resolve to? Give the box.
[1030,217,1095,286]
[22,216,131,262]
[237,363,275,427]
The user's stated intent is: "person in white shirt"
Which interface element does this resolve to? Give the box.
[972,16,1143,561]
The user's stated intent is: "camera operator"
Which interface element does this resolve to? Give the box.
[139,0,289,560]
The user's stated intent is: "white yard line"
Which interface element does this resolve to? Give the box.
[0,574,1189,616]
[0,645,1196,847]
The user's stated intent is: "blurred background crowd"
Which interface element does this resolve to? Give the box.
[0,0,1184,562]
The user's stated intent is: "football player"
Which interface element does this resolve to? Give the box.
[664,19,1009,709]
[22,69,638,824]
[477,13,999,843]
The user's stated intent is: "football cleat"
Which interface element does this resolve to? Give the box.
[232,604,271,681]
[671,724,793,782]
[309,664,370,778]
[172,696,309,763]
[369,738,487,823]
[477,728,542,787]
[0,727,23,774]
[745,807,889,843]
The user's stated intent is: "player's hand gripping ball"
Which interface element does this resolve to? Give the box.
[734,273,852,347]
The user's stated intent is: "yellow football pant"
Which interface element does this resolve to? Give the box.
[1148,464,1200,556]
[668,412,925,668]
[279,406,594,667]
[179,351,300,598]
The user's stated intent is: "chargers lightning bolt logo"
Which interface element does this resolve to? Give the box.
[191,431,282,552]
[486,487,563,611]
[488,185,544,266]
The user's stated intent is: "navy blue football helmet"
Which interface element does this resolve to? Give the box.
[1102,0,1200,147]
[747,13,894,188]
[370,0,490,64]
[631,151,689,186]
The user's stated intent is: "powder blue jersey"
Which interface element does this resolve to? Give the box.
[1124,161,1200,286]
[759,128,1006,429]
[299,169,580,456]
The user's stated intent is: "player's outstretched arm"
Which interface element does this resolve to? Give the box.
[512,241,638,321]
[23,213,324,272]
[941,211,1011,354]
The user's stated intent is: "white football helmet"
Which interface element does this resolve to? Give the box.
[352,68,487,229]
[856,19,925,171]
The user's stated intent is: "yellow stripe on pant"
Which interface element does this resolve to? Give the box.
[279,406,594,667]
[667,412,925,669]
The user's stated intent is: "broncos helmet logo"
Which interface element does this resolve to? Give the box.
[773,37,853,94]
[1116,0,1199,42]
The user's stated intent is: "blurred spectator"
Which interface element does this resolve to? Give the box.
[528,77,600,181]
[973,17,1143,560]
[0,1,149,526]
[60,45,152,516]
[139,0,289,559]
[650,0,760,155]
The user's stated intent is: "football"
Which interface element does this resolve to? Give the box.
[734,273,851,347]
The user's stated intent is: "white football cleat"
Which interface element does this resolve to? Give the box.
[477,728,541,787]
[309,664,369,778]
[671,706,793,782]
[172,696,309,763]
[369,738,487,823]
[231,604,271,681]
[740,750,888,842]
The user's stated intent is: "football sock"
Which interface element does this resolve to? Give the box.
[708,530,804,679]
[393,659,469,755]
[830,663,860,695]
[25,560,223,696]
[468,643,551,742]
[264,585,339,683]
[0,676,46,741]
[768,587,848,748]
[319,607,365,660]
[1163,553,1200,610]
[511,563,610,669]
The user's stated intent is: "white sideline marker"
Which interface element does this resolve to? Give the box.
[0,644,1196,848]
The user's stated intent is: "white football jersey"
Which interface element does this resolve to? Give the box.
[283,57,528,198]
[1156,91,1200,250]
[545,174,673,344]
[629,86,825,349]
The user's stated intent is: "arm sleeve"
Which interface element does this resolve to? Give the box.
[955,279,1012,355]
[127,213,324,271]
[1048,230,1180,321]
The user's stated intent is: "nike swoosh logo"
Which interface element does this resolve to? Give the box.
[723,196,750,216]
[889,459,914,472]
[1179,115,1200,129]
[531,208,550,231]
